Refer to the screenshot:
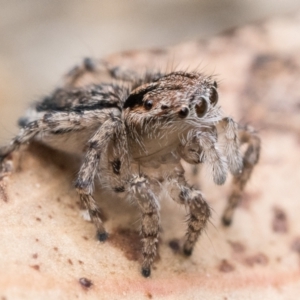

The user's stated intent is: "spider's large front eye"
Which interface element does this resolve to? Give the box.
[144,100,153,110]
[195,97,208,118]
[210,86,219,106]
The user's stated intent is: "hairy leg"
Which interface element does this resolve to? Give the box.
[179,127,228,185]
[75,117,126,241]
[222,125,261,226]
[0,110,122,240]
[0,106,130,241]
[64,57,164,90]
[64,58,140,87]
[0,109,111,161]
[168,170,211,256]
[130,176,160,277]
[0,120,40,162]
[218,117,243,175]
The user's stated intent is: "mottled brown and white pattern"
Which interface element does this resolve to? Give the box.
[0,58,260,277]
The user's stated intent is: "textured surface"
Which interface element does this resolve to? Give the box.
[1,12,300,299]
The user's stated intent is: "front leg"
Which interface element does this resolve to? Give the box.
[179,127,228,185]
[130,176,160,277]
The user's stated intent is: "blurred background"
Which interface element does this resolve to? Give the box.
[1,0,300,145]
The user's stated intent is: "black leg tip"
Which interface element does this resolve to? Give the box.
[141,268,151,278]
[222,217,232,227]
[97,231,108,242]
[183,248,193,256]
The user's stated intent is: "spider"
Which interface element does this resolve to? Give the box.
[0,58,260,277]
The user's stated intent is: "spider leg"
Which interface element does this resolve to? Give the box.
[75,117,124,241]
[218,117,243,175]
[222,125,261,226]
[180,128,228,185]
[64,57,165,89]
[168,170,211,256]
[130,176,160,278]
[0,120,40,163]
[64,57,99,86]
[0,109,124,240]
[64,58,141,87]
[0,109,110,161]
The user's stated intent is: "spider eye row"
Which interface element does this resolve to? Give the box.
[127,81,218,121]
[142,93,213,119]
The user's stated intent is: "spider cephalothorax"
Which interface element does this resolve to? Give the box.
[123,72,242,184]
[0,59,260,277]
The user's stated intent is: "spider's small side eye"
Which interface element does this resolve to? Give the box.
[144,100,153,110]
[213,81,218,88]
[210,86,219,106]
[195,97,208,118]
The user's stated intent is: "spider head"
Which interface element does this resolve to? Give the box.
[123,72,221,157]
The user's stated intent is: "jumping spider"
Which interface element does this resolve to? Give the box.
[0,58,260,277]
